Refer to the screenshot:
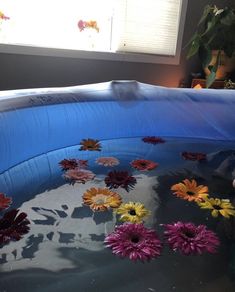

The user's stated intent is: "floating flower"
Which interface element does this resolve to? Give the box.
[59,158,88,171]
[197,197,235,219]
[105,170,137,192]
[77,159,89,168]
[64,168,95,184]
[0,193,12,211]
[83,187,122,211]
[142,136,165,144]
[116,202,150,223]
[171,179,209,202]
[130,159,158,171]
[163,221,220,255]
[79,138,101,151]
[0,209,30,246]
[181,151,207,161]
[96,157,120,167]
[59,158,77,170]
[104,223,162,261]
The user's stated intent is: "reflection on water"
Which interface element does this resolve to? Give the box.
[0,137,235,292]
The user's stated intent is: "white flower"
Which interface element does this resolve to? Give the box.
[213,5,224,16]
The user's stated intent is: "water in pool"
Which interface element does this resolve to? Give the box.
[0,137,235,292]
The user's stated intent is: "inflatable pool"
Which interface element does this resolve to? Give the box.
[0,81,235,292]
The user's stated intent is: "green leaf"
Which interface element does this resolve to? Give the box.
[214,50,221,71]
[198,5,212,26]
[223,44,235,58]
[184,33,198,49]
[186,35,201,59]
[201,17,217,36]
[206,71,216,88]
[206,50,221,88]
[198,45,212,68]
[220,10,235,26]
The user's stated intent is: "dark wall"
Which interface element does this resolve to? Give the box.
[0,0,231,90]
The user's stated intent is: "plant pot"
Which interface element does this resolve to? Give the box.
[204,50,235,80]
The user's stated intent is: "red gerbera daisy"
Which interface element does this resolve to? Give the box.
[163,221,220,255]
[105,170,137,192]
[104,223,162,261]
[181,152,207,161]
[142,136,165,144]
[0,193,12,211]
[130,159,158,171]
[59,159,78,170]
[0,209,30,246]
[59,159,88,171]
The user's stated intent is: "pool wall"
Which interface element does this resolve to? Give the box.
[0,80,235,173]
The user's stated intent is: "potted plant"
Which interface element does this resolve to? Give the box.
[186,5,235,88]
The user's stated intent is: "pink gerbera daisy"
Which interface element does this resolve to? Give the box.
[104,223,162,261]
[142,136,165,144]
[96,157,120,167]
[163,221,220,255]
[130,159,158,171]
[64,168,95,184]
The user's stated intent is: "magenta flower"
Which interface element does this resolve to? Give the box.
[104,223,162,261]
[163,221,220,255]
[64,168,95,184]
[0,209,30,246]
[105,170,137,192]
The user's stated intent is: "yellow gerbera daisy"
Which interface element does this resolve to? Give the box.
[197,197,235,218]
[171,179,209,202]
[83,187,122,212]
[115,202,150,223]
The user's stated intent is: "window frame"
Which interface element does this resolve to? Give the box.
[0,0,188,65]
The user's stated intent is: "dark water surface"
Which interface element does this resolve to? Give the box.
[0,137,235,292]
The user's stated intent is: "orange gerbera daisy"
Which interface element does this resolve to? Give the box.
[79,138,101,151]
[82,187,122,211]
[171,179,209,202]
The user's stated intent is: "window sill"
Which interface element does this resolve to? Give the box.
[0,43,181,65]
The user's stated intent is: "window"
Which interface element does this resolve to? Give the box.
[0,0,188,64]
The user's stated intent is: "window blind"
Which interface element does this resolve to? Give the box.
[112,0,183,56]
